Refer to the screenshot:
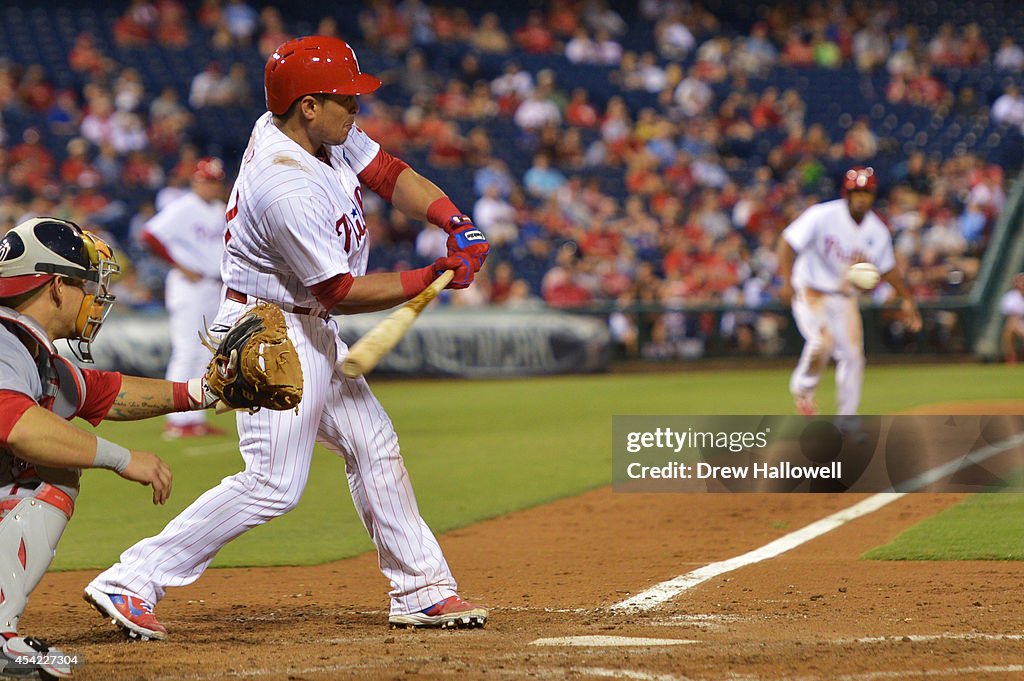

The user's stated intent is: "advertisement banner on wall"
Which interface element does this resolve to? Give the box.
[71,308,611,378]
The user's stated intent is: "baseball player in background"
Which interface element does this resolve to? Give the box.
[1000,272,1024,364]
[778,166,922,416]
[0,218,224,678]
[140,157,228,439]
[86,35,490,639]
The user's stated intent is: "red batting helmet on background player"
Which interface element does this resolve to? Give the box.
[193,157,225,182]
[264,36,382,115]
[842,166,878,195]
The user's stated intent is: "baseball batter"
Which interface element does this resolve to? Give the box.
[86,36,491,638]
[141,157,228,439]
[0,217,227,677]
[778,166,922,415]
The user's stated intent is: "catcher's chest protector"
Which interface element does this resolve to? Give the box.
[0,307,86,420]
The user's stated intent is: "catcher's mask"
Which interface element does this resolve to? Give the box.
[0,217,119,362]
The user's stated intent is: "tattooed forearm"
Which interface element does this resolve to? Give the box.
[106,390,175,421]
[103,376,177,421]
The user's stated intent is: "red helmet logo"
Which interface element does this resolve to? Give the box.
[842,166,878,195]
[264,36,382,115]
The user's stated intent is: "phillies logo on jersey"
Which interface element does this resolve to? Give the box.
[335,187,367,252]
[823,236,868,266]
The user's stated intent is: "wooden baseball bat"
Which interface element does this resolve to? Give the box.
[339,270,454,378]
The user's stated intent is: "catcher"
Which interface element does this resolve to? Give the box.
[0,217,299,678]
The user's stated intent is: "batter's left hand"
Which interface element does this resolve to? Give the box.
[444,215,489,273]
[901,299,922,333]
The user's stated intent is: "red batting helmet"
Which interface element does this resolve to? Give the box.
[264,36,382,115]
[193,157,225,182]
[842,166,878,195]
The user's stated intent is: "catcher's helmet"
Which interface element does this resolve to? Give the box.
[264,36,382,115]
[842,166,878,195]
[0,217,119,362]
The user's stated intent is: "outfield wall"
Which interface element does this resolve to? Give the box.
[74,308,612,378]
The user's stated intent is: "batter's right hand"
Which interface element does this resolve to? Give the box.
[432,253,474,289]
[120,451,173,505]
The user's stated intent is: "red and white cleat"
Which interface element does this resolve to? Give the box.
[388,595,487,629]
[83,586,168,641]
[794,393,818,417]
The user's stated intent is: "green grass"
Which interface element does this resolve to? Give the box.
[863,492,1024,560]
[55,363,1024,570]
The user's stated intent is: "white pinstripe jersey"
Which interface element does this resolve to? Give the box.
[145,191,226,279]
[222,112,380,307]
[783,199,896,294]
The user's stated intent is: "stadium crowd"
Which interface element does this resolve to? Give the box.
[0,0,1021,358]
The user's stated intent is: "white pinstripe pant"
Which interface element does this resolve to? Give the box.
[789,289,865,416]
[90,300,457,614]
[164,271,222,428]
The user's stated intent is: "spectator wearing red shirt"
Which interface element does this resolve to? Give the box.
[11,129,55,180]
[782,28,815,68]
[908,65,946,107]
[515,11,555,54]
[548,0,580,38]
[114,0,158,48]
[18,65,55,113]
[960,23,989,67]
[69,34,107,77]
[566,88,599,127]
[155,1,190,48]
[427,122,468,168]
[751,88,783,129]
[60,138,97,186]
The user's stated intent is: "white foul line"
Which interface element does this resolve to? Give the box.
[573,668,696,681]
[531,635,698,647]
[613,430,1024,612]
[829,665,1024,681]
[888,432,1024,492]
[611,493,904,611]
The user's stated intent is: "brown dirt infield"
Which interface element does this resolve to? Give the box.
[25,402,1024,681]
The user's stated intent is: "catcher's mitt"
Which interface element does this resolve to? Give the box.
[201,302,303,412]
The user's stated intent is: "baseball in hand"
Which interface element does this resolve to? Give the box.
[846,262,881,290]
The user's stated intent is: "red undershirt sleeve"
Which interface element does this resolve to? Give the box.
[78,369,123,426]
[140,230,176,267]
[310,272,355,310]
[357,149,410,203]
[0,390,36,445]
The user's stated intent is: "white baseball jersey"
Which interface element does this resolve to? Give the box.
[90,113,460,615]
[145,190,226,428]
[145,191,226,279]
[222,112,378,306]
[1001,288,1024,318]
[783,199,896,293]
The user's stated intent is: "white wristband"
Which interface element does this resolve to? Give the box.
[93,437,131,473]
[187,377,219,410]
